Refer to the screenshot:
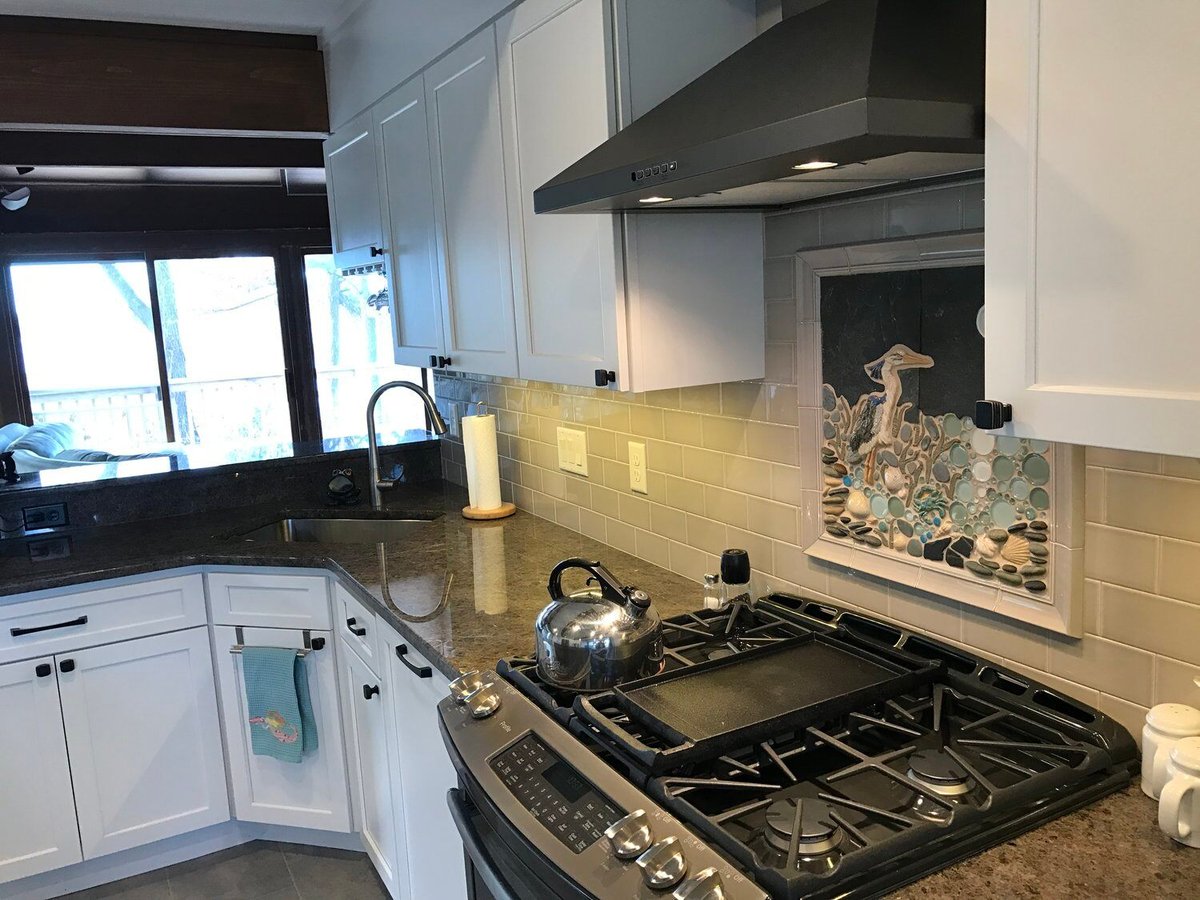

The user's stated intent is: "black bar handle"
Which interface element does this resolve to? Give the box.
[362,683,380,700]
[35,663,51,678]
[59,659,75,674]
[11,615,88,637]
[396,643,432,679]
[346,617,367,637]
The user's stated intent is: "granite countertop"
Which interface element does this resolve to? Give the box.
[0,481,702,679]
[1,481,1197,896]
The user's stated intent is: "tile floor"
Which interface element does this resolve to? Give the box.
[63,841,389,900]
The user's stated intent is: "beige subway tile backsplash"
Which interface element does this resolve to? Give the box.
[437,203,1200,717]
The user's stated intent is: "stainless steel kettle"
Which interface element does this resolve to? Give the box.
[534,558,664,692]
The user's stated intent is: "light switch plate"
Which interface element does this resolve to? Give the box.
[629,441,647,494]
[557,427,588,476]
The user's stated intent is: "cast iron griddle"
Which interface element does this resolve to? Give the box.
[612,631,937,754]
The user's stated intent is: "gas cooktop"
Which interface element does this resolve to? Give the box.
[491,593,1137,899]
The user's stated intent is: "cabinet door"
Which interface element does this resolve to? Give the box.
[375,77,446,368]
[340,640,407,897]
[0,657,82,885]
[425,27,519,378]
[497,0,624,387]
[213,625,351,833]
[57,627,229,859]
[986,0,1200,456]
[614,0,765,393]
[385,632,466,900]
[324,111,385,270]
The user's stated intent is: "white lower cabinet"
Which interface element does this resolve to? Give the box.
[58,627,230,859]
[385,631,466,900]
[0,656,82,884]
[214,625,351,833]
[340,637,409,899]
[0,568,467,899]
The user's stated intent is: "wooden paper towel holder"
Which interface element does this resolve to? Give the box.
[462,502,516,520]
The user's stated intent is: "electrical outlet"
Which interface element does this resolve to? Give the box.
[23,502,68,530]
[557,427,588,476]
[629,441,647,494]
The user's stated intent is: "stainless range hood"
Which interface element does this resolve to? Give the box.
[534,0,984,213]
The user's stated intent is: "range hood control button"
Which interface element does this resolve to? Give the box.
[604,809,652,859]
[672,867,725,900]
[636,836,687,890]
[465,686,502,719]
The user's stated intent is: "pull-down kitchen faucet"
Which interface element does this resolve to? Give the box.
[367,381,448,510]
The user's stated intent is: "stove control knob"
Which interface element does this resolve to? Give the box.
[449,671,486,704]
[672,867,725,900]
[465,686,502,719]
[636,836,687,890]
[604,809,652,859]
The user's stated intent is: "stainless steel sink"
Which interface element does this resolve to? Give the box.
[239,515,440,544]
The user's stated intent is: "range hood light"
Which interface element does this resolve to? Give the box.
[639,196,673,204]
[793,161,838,171]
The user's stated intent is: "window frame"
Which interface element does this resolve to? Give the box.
[0,228,429,448]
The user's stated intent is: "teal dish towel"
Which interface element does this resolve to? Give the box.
[243,647,319,764]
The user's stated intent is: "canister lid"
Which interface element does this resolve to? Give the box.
[1170,736,1200,772]
[1146,703,1200,737]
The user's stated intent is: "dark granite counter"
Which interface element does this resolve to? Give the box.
[0,481,702,679]
[2,481,1196,895]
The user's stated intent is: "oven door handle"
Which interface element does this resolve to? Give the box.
[447,788,520,900]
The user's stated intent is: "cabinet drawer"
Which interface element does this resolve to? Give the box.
[0,574,206,664]
[208,571,331,630]
[334,583,381,676]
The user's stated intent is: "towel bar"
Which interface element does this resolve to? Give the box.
[229,645,312,657]
[229,626,323,657]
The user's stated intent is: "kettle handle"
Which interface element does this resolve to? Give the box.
[547,558,627,604]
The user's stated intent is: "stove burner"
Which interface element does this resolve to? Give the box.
[764,799,842,855]
[906,749,971,797]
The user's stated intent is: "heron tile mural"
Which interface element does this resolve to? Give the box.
[815,266,1053,598]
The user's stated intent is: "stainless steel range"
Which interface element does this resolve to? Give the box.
[439,594,1138,899]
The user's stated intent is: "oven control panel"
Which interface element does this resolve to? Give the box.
[440,670,768,900]
[490,734,623,853]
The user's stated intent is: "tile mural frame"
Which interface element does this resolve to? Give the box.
[796,236,1085,637]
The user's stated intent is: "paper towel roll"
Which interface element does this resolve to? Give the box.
[471,524,509,615]
[462,413,502,511]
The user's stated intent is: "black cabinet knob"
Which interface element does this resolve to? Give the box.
[429,354,439,368]
[35,663,52,678]
[346,617,367,637]
[594,369,617,387]
[438,356,453,368]
[975,400,1013,430]
[362,683,380,700]
[59,659,75,673]
[370,246,387,257]
[310,636,326,651]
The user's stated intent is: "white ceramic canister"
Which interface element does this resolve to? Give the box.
[1159,736,1200,848]
[1142,704,1200,799]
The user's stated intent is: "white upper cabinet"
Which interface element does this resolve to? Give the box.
[375,79,447,368]
[496,0,762,392]
[0,657,82,885]
[324,111,386,272]
[425,28,519,378]
[986,0,1200,456]
[497,0,622,388]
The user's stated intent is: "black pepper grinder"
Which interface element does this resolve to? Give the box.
[720,548,753,607]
